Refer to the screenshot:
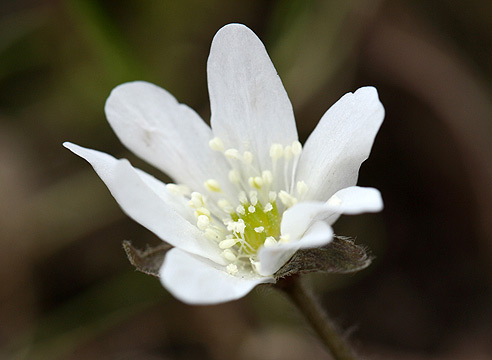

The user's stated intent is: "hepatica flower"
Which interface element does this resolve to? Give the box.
[64,24,384,305]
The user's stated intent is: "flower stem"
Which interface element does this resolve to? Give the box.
[277,276,358,360]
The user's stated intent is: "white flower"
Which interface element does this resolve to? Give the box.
[64,24,384,305]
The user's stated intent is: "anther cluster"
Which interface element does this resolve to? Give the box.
[166,138,308,275]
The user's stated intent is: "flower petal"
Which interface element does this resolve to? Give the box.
[295,87,384,201]
[257,221,333,276]
[105,81,234,196]
[326,186,383,215]
[207,24,298,171]
[63,142,225,264]
[160,248,274,305]
[281,186,383,241]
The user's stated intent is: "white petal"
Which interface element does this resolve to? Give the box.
[105,81,233,196]
[295,87,384,201]
[281,186,383,240]
[257,221,333,276]
[326,186,383,215]
[63,142,225,264]
[160,248,274,305]
[208,24,298,171]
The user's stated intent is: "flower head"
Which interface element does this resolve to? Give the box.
[64,24,384,305]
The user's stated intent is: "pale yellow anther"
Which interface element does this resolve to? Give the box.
[292,140,302,155]
[248,176,264,189]
[279,234,291,243]
[296,181,308,196]
[205,179,222,192]
[228,170,240,184]
[264,236,278,247]
[238,191,248,204]
[278,190,298,208]
[190,192,205,207]
[221,249,237,262]
[264,203,273,212]
[284,145,293,160]
[197,215,210,230]
[270,143,284,160]
[262,170,273,185]
[254,226,265,233]
[328,194,342,206]
[209,137,224,151]
[166,184,181,195]
[234,219,246,234]
[249,191,258,206]
[236,205,245,215]
[205,228,221,241]
[269,191,277,202]
[195,207,211,218]
[218,199,233,213]
[248,205,256,213]
[225,148,240,159]
[219,238,237,249]
[226,263,239,275]
[243,151,253,164]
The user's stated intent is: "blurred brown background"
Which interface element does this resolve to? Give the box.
[1,0,492,359]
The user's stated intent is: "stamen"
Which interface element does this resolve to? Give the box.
[270,143,284,160]
[243,151,253,164]
[236,205,245,215]
[195,207,211,218]
[254,226,264,233]
[248,176,264,189]
[249,191,258,206]
[284,145,293,160]
[219,238,237,249]
[296,181,308,196]
[225,148,240,159]
[197,215,210,230]
[189,192,205,208]
[292,140,302,155]
[278,190,298,208]
[218,199,233,213]
[264,203,273,212]
[264,236,277,247]
[248,205,256,213]
[238,191,248,204]
[279,234,290,243]
[205,179,222,192]
[205,228,222,241]
[166,183,181,195]
[269,191,277,202]
[228,170,240,184]
[262,170,273,185]
[209,137,224,151]
[221,249,237,262]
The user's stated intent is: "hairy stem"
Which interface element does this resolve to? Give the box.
[277,276,358,360]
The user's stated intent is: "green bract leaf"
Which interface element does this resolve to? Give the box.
[122,241,171,277]
[274,236,372,279]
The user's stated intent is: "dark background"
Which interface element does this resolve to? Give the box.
[1,0,491,359]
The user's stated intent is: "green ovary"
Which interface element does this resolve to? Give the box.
[230,201,281,254]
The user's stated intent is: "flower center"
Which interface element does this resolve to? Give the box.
[166,138,308,276]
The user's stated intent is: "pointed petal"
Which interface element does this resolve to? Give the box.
[63,142,225,264]
[326,186,383,215]
[257,221,333,276]
[208,24,298,172]
[295,87,384,201]
[105,81,233,196]
[281,186,383,241]
[160,248,274,305]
